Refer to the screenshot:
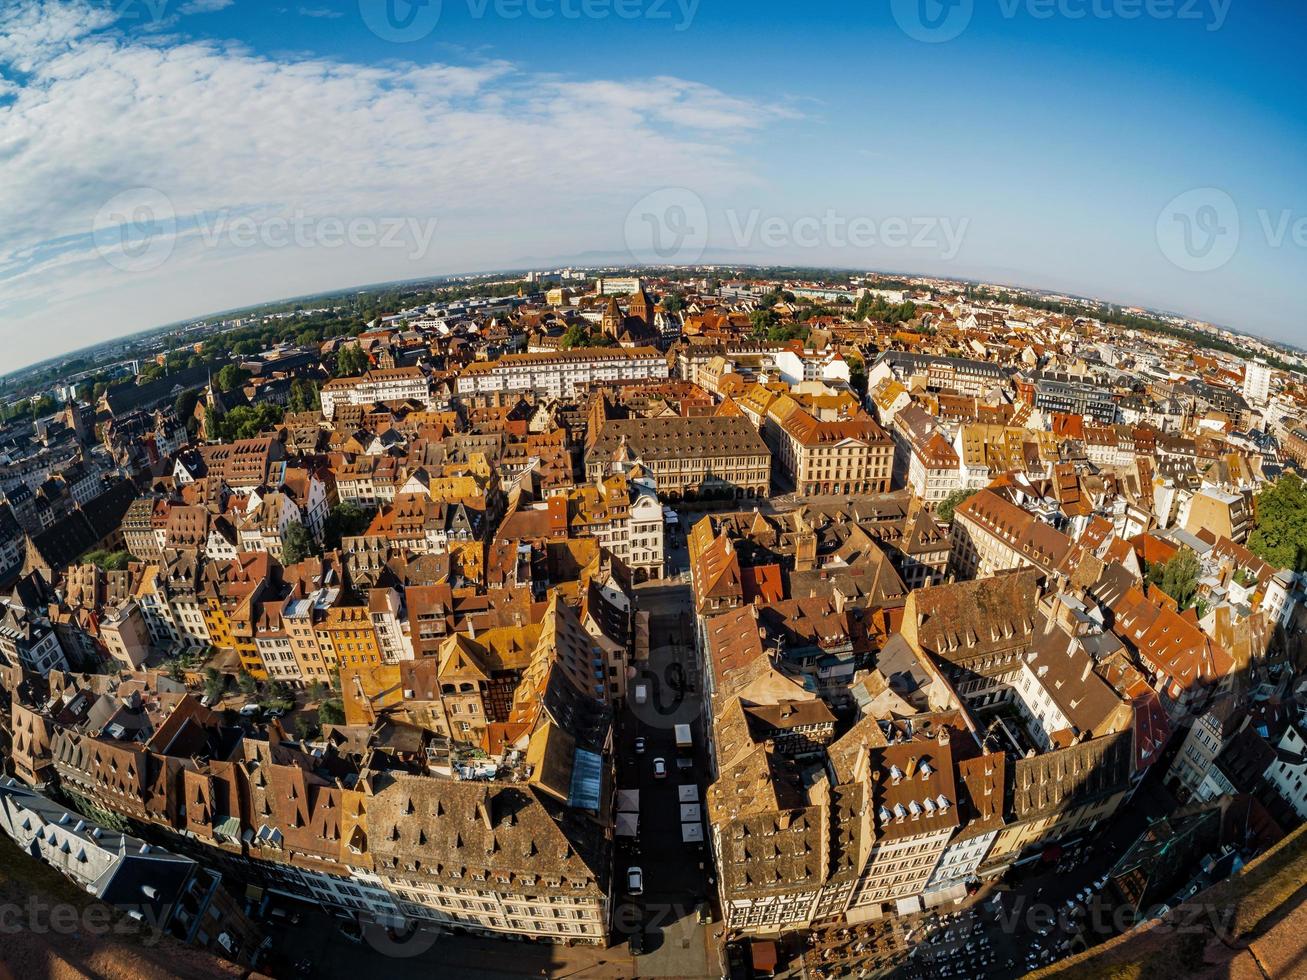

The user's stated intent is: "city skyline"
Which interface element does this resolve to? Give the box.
[2,0,1304,367]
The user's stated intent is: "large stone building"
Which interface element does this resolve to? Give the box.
[586,416,771,500]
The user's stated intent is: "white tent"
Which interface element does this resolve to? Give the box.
[681,822,704,843]
[617,789,640,813]
[677,784,699,803]
[616,812,639,838]
[679,803,702,823]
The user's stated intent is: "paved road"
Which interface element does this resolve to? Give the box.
[617,580,717,978]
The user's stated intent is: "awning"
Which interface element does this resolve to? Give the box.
[677,784,699,803]
[617,788,640,813]
[680,803,702,823]
[681,822,703,843]
[896,895,923,916]
[616,812,639,837]
[750,940,778,973]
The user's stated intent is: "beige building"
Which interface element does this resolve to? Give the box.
[99,601,152,670]
[586,416,771,500]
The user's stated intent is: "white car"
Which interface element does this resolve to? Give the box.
[239,703,261,717]
[634,737,646,755]
[627,867,644,895]
[652,758,667,779]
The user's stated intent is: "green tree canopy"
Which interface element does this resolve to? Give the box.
[288,378,320,413]
[215,364,250,392]
[281,521,314,564]
[322,502,370,550]
[936,489,978,524]
[318,699,345,726]
[1248,474,1307,573]
[334,344,369,377]
[1146,547,1202,610]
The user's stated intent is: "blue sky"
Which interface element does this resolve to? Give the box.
[1,0,1304,368]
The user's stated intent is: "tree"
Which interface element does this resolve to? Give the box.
[174,388,200,423]
[322,502,370,550]
[281,521,314,564]
[936,488,978,524]
[1147,547,1201,609]
[80,549,134,571]
[1248,473,1307,573]
[846,352,867,397]
[237,672,257,696]
[308,680,328,703]
[334,344,369,377]
[215,364,250,393]
[203,667,225,701]
[318,699,345,727]
[660,292,683,314]
[294,716,317,742]
[749,309,779,336]
[288,378,320,413]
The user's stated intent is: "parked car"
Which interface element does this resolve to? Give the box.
[238,703,260,717]
[629,930,645,955]
[634,737,646,755]
[201,692,221,708]
[652,758,667,779]
[627,867,644,895]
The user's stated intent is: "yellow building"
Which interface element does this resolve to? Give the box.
[318,606,382,671]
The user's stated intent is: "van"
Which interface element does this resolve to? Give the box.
[634,683,648,705]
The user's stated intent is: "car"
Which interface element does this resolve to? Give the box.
[652,758,667,779]
[634,737,646,755]
[201,692,221,708]
[629,930,646,955]
[266,707,285,719]
[238,703,260,717]
[627,866,644,895]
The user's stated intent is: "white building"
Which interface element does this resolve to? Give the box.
[1265,726,1307,820]
[455,348,667,399]
[321,367,432,419]
[1243,358,1272,406]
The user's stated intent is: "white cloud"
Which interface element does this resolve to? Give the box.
[180,0,236,13]
[0,0,787,366]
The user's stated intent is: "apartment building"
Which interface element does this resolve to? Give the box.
[845,738,960,922]
[321,366,432,419]
[586,416,771,500]
[770,408,895,496]
[949,489,1074,580]
[456,347,668,399]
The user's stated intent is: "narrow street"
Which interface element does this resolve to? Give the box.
[616,578,719,978]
